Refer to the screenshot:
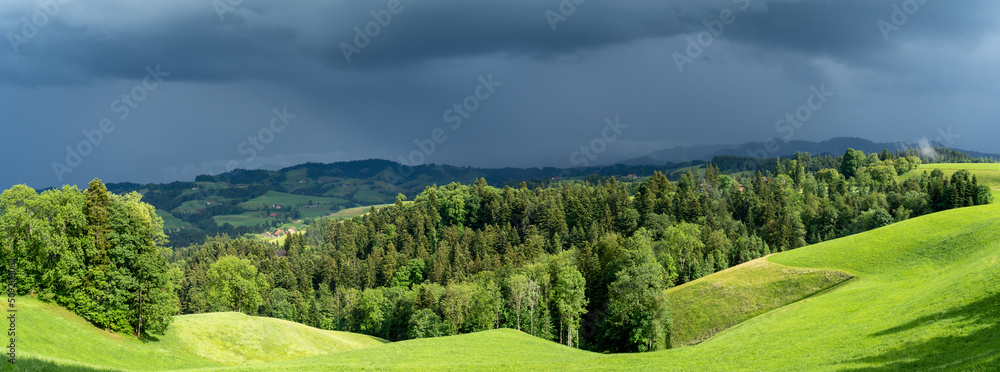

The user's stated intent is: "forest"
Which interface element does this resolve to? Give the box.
[1,149,992,352]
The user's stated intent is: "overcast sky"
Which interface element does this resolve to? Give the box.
[2,0,998,189]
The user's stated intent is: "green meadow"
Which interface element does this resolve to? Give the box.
[6,298,384,372]
[327,203,397,220]
[664,258,853,347]
[237,191,346,212]
[156,209,190,230]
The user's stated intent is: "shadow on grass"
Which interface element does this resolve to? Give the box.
[842,291,1000,371]
[0,356,122,372]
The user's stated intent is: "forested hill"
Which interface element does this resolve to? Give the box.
[96,146,993,248]
[102,159,703,247]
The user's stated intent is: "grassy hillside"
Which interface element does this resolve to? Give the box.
[238,190,345,211]
[11,203,1000,371]
[155,209,190,230]
[7,297,216,372]
[6,297,384,371]
[208,191,350,228]
[202,329,601,372]
[665,259,853,347]
[160,312,385,366]
[903,163,1000,189]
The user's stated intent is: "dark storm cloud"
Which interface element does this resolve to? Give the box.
[0,0,757,83]
[3,0,996,86]
[1,0,998,189]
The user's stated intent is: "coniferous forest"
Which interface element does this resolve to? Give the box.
[1,150,992,352]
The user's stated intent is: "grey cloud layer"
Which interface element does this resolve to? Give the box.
[1,0,998,189]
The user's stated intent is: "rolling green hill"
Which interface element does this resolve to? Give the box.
[11,202,999,371]
[665,258,853,347]
[161,312,386,366]
[5,297,385,372]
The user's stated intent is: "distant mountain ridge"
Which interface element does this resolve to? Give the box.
[621,137,1000,165]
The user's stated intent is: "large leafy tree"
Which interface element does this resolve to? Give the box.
[206,255,269,314]
[840,148,866,179]
[605,260,671,352]
[354,288,388,334]
[108,192,177,338]
[552,262,587,347]
[604,237,672,353]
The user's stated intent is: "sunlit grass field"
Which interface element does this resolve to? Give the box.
[903,163,1000,190]
[665,258,852,347]
[327,203,395,220]
[238,191,345,212]
[5,298,385,372]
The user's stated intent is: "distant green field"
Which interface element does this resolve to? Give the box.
[239,191,346,211]
[903,163,1000,189]
[155,209,190,230]
[213,211,273,228]
[172,199,209,213]
[351,188,394,205]
[328,204,395,220]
